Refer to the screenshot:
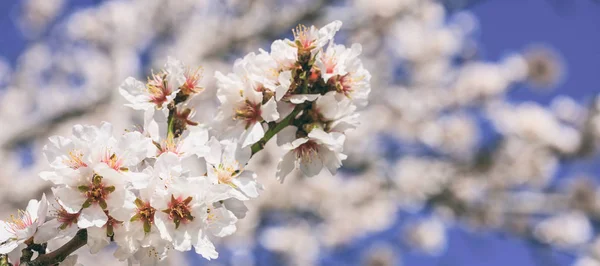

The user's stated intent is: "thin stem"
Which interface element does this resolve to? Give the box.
[21,229,87,266]
[251,105,302,155]
[167,106,176,140]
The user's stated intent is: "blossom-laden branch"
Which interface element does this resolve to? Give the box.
[0,20,370,265]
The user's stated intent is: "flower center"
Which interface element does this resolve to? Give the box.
[295,141,319,162]
[157,138,180,156]
[63,149,87,169]
[102,152,125,171]
[234,100,262,128]
[293,24,314,49]
[6,210,34,234]
[206,207,216,224]
[322,54,337,74]
[335,74,366,97]
[55,204,80,230]
[131,198,156,233]
[182,67,203,95]
[104,211,123,237]
[78,174,115,210]
[162,195,194,229]
[146,72,170,107]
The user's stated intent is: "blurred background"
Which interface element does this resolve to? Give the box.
[1,0,600,265]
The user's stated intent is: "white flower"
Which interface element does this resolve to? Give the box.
[119,57,185,110]
[215,57,279,147]
[316,43,371,107]
[205,138,261,200]
[288,93,320,104]
[86,212,125,254]
[144,109,210,158]
[0,194,48,254]
[34,202,81,244]
[270,40,297,70]
[152,177,231,260]
[313,91,360,133]
[315,43,351,82]
[41,122,154,186]
[201,198,238,238]
[40,122,113,184]
[52,164,127,228]
[276,127,347,182]
[289,20,342,54]
[111,183,170,263]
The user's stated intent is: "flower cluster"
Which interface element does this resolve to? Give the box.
[0,20,369,266]
[214,20,370,182]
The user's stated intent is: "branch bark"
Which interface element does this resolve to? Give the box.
[22,229,87,266]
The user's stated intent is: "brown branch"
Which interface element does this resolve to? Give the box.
[21,229,87,266]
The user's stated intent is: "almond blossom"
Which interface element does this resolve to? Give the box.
[276,126,347,181]
[119,57,185,111]
[288,20,342,54]
[215,55,279,147]
[205,138,261,200]
[0,194,48,254]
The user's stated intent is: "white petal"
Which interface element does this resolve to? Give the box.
[244,85,263,105]
[223,199,248,219]
[276,151,296,183]
[36,193,49,225]
[205,137,222,165]
[315,91,339,120]
[194,232,218,260]
[118,77,151,111]
[25,198,40,222]
[276,71,292,101]
[34,219,61,244]
[231,172,260,198]
[0,221,13,242]
[78,205,108,228]
[261,98,279,122]
[165,57,186,90]
[276,102,295,122]
[316,20,342,48]
[0,240,18,254]
[53,187,85,214]
[93,163,124,186]
[276,126,298,146]
[319,147,345,175]
[289,94,320,104]
[299,155,323,177]
[86,226,110,254]
[241,122,265,148]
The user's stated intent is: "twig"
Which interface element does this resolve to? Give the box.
[21,229,87,266]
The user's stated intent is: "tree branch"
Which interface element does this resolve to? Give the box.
[251,106,302,155]
[22,229,87,266]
